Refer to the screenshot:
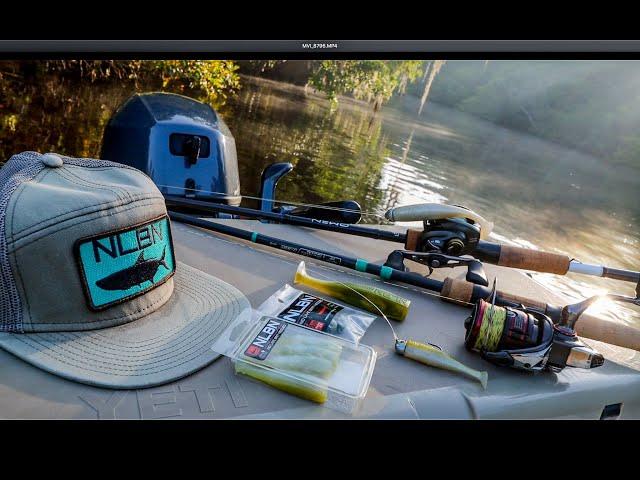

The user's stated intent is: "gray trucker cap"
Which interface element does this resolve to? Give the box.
[0,151,250,389]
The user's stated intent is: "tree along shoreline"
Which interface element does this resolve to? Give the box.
[2,60,639,169]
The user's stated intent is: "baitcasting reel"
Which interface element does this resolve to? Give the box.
[420,216,482,256]
[384,203,490,286]
[385,203,490,256]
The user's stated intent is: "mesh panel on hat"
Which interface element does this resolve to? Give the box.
[0,152,139,333]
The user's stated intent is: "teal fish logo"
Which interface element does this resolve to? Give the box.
[75,216,176,310]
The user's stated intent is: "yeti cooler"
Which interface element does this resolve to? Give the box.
[101,92,241,205]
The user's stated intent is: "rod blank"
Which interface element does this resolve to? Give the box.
[166,196,640,285]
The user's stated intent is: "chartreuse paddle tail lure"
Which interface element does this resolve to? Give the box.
[294,261,410,321]
[395,339,488,389]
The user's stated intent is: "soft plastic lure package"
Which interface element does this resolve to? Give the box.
[231,314,376,412]
[257,284,376,344]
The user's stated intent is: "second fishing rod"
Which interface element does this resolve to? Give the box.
[166,194,640,287]
[168,210,640,354]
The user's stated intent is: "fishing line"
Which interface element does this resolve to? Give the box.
[482,281,499,351]
[172,212,630,373]
[300,260,489,389]
[157,184,389,222]
[477,302,507,352]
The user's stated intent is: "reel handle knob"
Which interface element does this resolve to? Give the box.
[466,260,488,287]
[446,238,465,255]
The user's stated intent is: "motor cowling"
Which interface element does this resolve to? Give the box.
[101,92,241,205]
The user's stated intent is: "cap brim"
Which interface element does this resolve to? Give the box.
[0,262,251,389]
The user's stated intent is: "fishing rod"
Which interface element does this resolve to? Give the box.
[165,192,640,288]
[165,195,404,243]
[168,210,640,354]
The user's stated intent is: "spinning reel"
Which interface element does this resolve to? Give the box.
[464,283,640,373]
[384,202,640,374]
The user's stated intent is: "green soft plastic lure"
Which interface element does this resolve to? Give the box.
[235,362,331,403]
[294,261,410,321]
[294,262,488,389]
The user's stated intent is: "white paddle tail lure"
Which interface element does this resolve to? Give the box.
[385,203,494,240]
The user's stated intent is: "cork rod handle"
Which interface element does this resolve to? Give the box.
[498,245,571,275]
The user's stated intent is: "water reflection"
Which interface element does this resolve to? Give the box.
[1,74,638,325]
[218,79,391,214]
[221,78,639,324]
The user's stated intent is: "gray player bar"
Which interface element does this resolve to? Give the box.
[1,40,640,52]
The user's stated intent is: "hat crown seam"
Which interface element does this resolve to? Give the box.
[8,197,164,254]
[9,190,164,244]
[8,162,156,239]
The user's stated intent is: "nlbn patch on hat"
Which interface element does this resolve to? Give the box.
[0,151,251,389]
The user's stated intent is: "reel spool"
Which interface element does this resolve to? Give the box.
[464,299,605,372]
[386,203,488,255]
[421,217,482,256]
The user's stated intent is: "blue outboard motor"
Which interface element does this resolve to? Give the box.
[101,92,241,205]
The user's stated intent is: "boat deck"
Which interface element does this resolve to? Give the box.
[1,220,639,419]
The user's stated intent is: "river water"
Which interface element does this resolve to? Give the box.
[1,75,638,325]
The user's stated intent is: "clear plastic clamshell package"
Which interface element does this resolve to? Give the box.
[211,310,377,414]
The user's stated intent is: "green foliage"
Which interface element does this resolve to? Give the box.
[42,60,146,82]
[151,60,240,103]
[240,60,288,74]
[1,60,241,105]
[0,60,241,162]
[308,60,424,108]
